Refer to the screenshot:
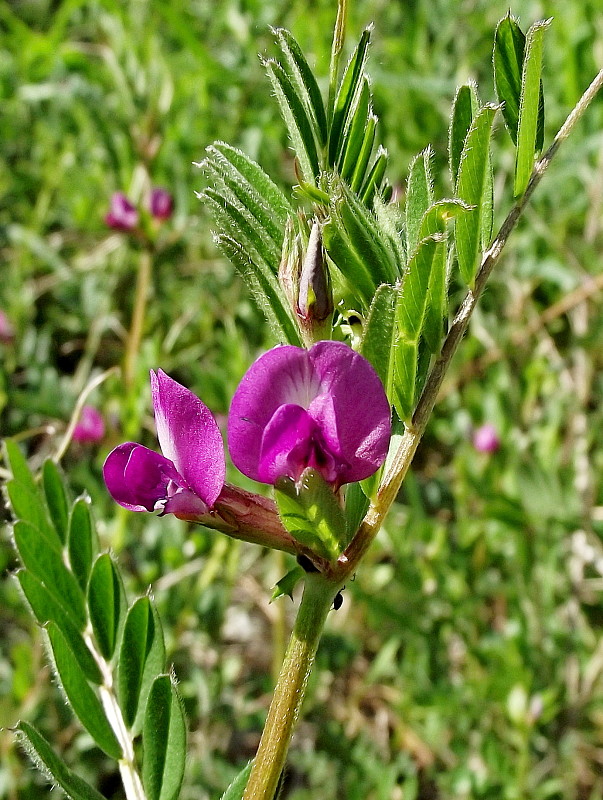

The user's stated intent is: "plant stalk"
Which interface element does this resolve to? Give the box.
[124,248,152,390]
[243,574,339,800]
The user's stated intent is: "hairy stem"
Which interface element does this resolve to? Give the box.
[332,67,603,583]
[84,630,147,800]
[243,574,339,800]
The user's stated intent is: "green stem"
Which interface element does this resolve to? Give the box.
[124,248,152,391]
[243,574,338,800]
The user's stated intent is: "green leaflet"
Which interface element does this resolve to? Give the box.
[360,145,388,207]
[329,26,372,166]
[360,283,397,401]
[142,675,187,800]
[514,19,550,196]
[14,519,87,631]
[406,147,434,256]
[494,15,546,153]
[340,78,371,180]
[46,622,122,760]
[273,28,328,146]
[201,150,286,253]
[350,112,377,193]
[449,82,479,186]
[418,200,470,354]
[215,234,302,346]
[42,459,69,544]
[271,566,305,602]
[394,236,441,421]
[220,761,253,800]
[87,553,126,661]
[264,57,320,184]
[203,187,281,274]
[7,480,60,550]
[68,498,98,593]
[14,722,107,800]
[17,571,102,685]
[454,103,498,287]
[275,469,347,561]
[118,596,166,733]
[201,141,292,228]
[3,438,37,493]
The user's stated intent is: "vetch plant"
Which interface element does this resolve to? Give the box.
[4,4,603,800]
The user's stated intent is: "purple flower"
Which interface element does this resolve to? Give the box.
[103,370,225,517]
[472,423,500,453]
[105,192,138,230]
[149,187,174,221]
[73,406,105,444]
[228,341,391,489]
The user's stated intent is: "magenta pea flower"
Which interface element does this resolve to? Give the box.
[73,405,105,444]
[103,370,225,517]
[149,187,174,221]
[105,192,138,230]
[228,341,391,489]
[472,423,500,453]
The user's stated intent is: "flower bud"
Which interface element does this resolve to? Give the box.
[149,187,174,221]
[295,222,333,345]
[105,192,138,231]
[73,406,105,444]
[472,423,500,453]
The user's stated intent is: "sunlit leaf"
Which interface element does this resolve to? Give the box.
[406,147,434,256]
[454,103,498,286]
[514,19,550,196]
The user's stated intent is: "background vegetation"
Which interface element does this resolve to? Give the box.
[2,0,603,798]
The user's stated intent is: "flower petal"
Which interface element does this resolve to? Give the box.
[151,369,225,506]
[228,346,320,481]
[257,404,317,484]
[307,341,391,483]
[103,443,179,512]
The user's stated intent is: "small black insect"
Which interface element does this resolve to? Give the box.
[333,586,345,610]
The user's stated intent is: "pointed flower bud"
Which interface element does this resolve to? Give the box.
[296,221,333,342]
[105,192,138,231]
[228,341,391,490]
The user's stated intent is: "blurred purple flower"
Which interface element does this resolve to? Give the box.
[149,187,174,221]
[105,192,138,230]
[0,310,15,344]
[228,341,391,489]
[472,423,500,453]
[73,405,105,444]
[103,370,225,517]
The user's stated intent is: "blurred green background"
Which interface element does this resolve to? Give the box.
[2,0,603,798]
